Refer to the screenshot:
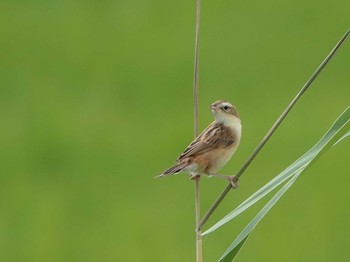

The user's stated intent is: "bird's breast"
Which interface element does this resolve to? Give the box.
[192,141,239,175]
[210,143,239,172]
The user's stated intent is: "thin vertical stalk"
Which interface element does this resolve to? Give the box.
[193,0,201,137]
[193,0,202,261]
[195,179,202,262]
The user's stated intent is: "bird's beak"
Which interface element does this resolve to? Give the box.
[210,104,218,111]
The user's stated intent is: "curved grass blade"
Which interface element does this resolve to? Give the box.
[334,130,350,145]
[203,106,350,237]
[219,172,300,262]
[219,234,250,262]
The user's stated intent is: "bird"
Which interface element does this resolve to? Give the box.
[157,100,242,188]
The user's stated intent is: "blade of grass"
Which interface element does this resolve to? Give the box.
[219,234,250,262]
[334,130,350,145]
[213,106,350,261]
[218,172,301,262]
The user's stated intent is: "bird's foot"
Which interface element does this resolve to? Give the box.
[227,175,239,189]
[189,173,201,181]
[209,174,239,189]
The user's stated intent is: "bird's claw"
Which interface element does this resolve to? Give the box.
[189,173,201,181]
[227,176,239,189]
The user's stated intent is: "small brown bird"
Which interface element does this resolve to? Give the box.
[157,100,242,188]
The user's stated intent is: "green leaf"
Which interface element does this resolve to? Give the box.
[218,172,299,262]
[219,234,250,262]
[206,106,350,262]
[334,130,350,145]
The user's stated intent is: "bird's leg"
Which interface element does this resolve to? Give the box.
[208,174,239,189]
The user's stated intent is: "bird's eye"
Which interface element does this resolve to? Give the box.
[223,105,230,111]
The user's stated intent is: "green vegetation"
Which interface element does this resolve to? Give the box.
[0,1,349,261]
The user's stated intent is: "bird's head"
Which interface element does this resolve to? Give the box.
[210,100,240,125]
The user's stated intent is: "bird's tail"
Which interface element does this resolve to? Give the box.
[155,162,188,178]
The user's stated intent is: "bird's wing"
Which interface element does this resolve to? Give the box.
[177,122,235,162]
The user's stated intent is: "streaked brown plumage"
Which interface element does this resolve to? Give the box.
[157,100,242,186]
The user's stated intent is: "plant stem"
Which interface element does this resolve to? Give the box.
[197,28,350,232]
[193,0,202,261]
[193,0,201,137]
[195,178,202,262]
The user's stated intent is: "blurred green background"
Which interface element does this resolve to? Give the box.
[0,0,349,261]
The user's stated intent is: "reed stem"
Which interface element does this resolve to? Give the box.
[193,0,202,261]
